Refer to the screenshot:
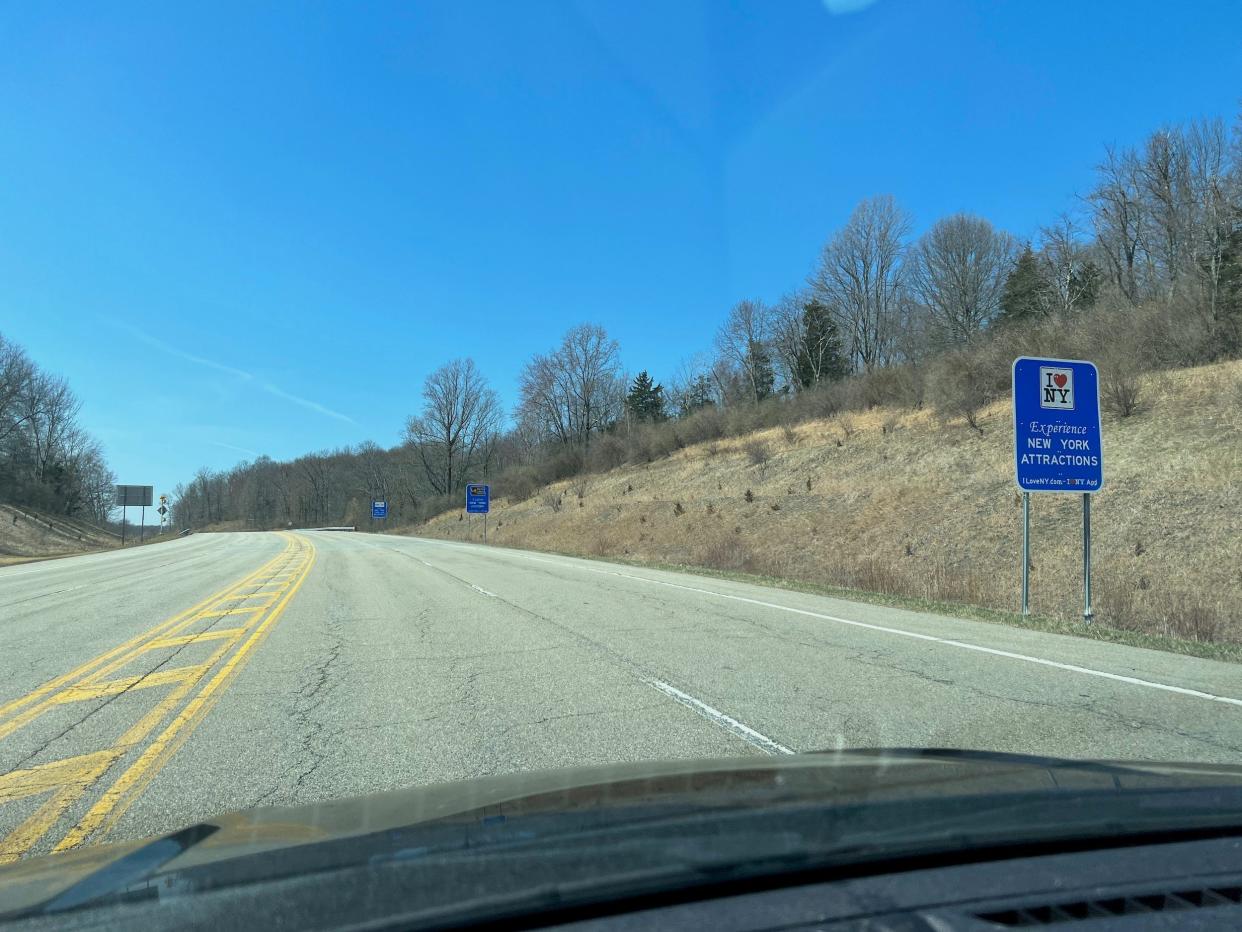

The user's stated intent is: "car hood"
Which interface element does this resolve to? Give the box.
[5,749,1242,919]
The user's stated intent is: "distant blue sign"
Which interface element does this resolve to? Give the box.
[1012,357,1103,493]
[371,499,388,519]
[465,483,490,514]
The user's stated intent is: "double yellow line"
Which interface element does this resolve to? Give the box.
[0,532,316,862]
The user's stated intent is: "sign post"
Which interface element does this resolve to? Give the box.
[158,494,168,534]
[465,484,490,543]
[115,485,154,547]
[1021,492,1031,616]
[1012,358,1103,621]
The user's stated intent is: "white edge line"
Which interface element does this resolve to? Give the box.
[647,679,793,756]
[413,539,1242,710]
[470,584,497,598]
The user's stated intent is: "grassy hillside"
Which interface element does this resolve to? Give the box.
[415,361,1242,645]
[0,504,120,564]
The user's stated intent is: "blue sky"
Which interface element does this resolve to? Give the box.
[2,0,1239,498]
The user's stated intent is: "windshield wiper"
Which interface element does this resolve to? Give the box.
[11,822,219,919]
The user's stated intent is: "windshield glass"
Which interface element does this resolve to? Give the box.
[1,0,1240,904]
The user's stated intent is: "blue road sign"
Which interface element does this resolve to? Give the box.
[1012,357,1103,493]
[371,499,388,519]
[465,483,490,514]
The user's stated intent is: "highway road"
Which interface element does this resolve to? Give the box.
[3,529,1242,862]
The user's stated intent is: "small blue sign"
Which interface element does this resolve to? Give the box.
[1012,357,1103,493]
[465,483,490,514]
[371,499,388,519]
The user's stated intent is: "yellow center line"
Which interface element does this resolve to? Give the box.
[0,533,316,862]
[49,665,208,705]
[0,541,291,727]
[0,545,295,744]
[142,627,250,650]
[195,606,267,618]
[57,541,317,850]
[0,752,117,864]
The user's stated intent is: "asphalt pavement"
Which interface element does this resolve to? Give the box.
[3,529,1242,861]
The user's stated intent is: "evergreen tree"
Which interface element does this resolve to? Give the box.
[677,374,715,416]
[795,298,848,388]
[1215,229,1242,355]
[746,340,775,401]
[998,244,1051,326]
[625,370,666,423]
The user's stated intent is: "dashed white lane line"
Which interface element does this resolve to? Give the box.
[394,538,790,754]
[412,538,1242,710]
[647,679,793,755]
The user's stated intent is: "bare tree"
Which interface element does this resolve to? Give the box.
[517,324,623,449]
[0,334,36,448]
[404,358,501,495]
[770,292,806,391]
[663,353,717,416]
[18,372,82,485]
[1088,145,1149,304]
[771,291,847,389]
[1183,118,1237,329]
[810,195,911,372]
[714,299,774,403]
[354,440,395,509]
[1039,213,1098,315]
[1138,128,1196,292]
[910,213,1016,346]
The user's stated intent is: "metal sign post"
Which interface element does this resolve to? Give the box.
[115,485,153,548]
[465,484,490,543]
[1011,358,1103,622]
[1021,492,1031,616]
[1083,493,1093,621]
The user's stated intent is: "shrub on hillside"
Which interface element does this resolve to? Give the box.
[1102,371,1143,418]
[679,406,727,446]
[743,439,771,467]
[861,365,922,409]
[927,349,996,434]
[588,432,628,472]
[539,446,585,484]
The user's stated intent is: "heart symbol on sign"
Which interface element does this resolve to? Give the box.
[1053,374,1067,388]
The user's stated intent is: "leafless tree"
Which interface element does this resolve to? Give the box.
[1088,145,1150,304]
[770,292,806,390]
[354,440,395,508]
[1039,213,1098,315]
[810,195,911,372]
[0,334,37,448]
[910,213,1016,346]
[663,353,717,415]
[19,373,81,485]
[714,299,773,403]
[1138,128,1196,292]
[517,324,623,449]
[1183,118,1237,328]
[404,358,501,495]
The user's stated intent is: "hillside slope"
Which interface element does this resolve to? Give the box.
[0,504,119,564]
[416,361,1242,643]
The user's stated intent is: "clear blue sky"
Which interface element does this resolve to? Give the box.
[2,0,1239,498]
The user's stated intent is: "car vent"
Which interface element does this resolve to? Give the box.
[976,886,1242,925]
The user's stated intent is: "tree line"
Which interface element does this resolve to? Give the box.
[172,109,1242,530]
[0,333,116,523]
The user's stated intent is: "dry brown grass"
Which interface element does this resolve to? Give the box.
[0,504,119,560]
[417,361,1242,643]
